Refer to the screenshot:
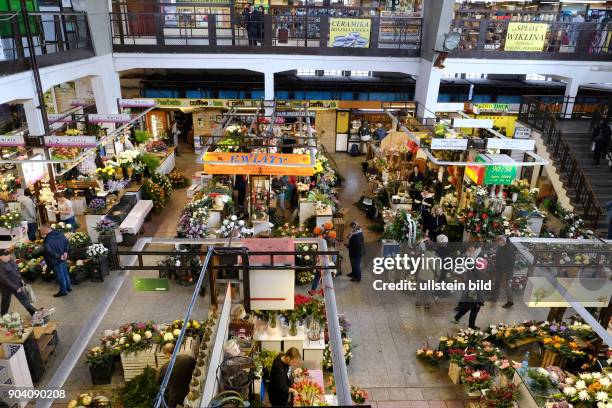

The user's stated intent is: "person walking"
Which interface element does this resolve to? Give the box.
[0,248,37,316]
[494,235,515,308]
[346,221,365,282]
[15,189,37,241]
[56,193,77,231]
[157,343,196,407]
[452,245,484,329]
[592,119,611,166]
[41,224,71,297]
[257,6,265,45]
[171,121,181,156]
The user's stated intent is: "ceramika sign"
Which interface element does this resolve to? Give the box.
[504,22,548,52]
[328,18,371,48]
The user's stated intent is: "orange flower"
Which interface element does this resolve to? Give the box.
[328,231,337,239]
[313,226,322,235]
[589,382,602,392]
[543,338,552,345]
[554,343,561,349]
[324,221,333,230]
[569,342,578,349]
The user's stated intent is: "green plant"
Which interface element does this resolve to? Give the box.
[138,153,160,175]
[134,130,152,144]
[116,366,158,408]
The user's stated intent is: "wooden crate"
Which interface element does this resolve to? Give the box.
[448,362,462,385]
[540,349,559,367]
[121,346,157,381]
[505,337,537,349]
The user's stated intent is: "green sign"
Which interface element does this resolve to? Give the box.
[133,277,169,292]
[484,164,517,185]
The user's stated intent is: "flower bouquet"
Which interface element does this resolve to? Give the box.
[556,372,612,407]
[313,222,337,241]
[96,165,116,182]
[95,218,117,234]
[291,379,324,407]
[0,174,20,194]
[416,347,444,366]
[526,368,559,392]
[351,386,369,405]
[18,257,46,282]
[117,149,140,167]
[0,312,24,338]
[462,369,493,394]
[88,197,107,215]
[216,215,253,238]
[272,223,310,238]
[168,171,190,189]
[323,337,353,370]
[144,173,173,210]
[86,243,109,259]
[480,384,519,408]
[0,210,21,230]
[494,358,522,380]
[68,232,91,249]
[292,367,310,381]
[86,346,116,384]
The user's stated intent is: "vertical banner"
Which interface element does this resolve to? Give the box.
[504,23,548,52]
[328,18,371,48]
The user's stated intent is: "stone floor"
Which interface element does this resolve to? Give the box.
[19,145,550,406]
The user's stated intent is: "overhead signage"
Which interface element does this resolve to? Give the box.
[276,111,316,118]
[118,98,156,108]
[329,18,371,48]
[430,138,468,151]
[203,152,314,176]
[20,154,46,186]
[465,154,517,185]
[487,138,535,151]
[504,22,548,52]
[514,126,532,139]
[452,118,494,128]
[148,98,338,110]
[474,103,509,113]
[88,114,132,124]
[484,164,518,185]
[0,134,25,147]
[44,135,97,148]
[48,114,74,124]
[70,99,95,107]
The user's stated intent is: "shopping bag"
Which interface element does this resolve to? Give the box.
[591,142,596,152]
[23,284,36,304]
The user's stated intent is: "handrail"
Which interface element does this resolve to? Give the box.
[519,96,603,227]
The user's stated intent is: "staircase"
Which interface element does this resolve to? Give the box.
[519,98,606,229]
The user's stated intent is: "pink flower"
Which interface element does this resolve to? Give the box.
[136,323,146,330]
[489,355,498,362]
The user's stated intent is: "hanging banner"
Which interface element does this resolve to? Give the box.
[48,114,74,124]
[44,136,98,148]
[203,152,314,176]
[0,135,25,147]
[504,23,548,52]
[88,114,132,124]
[430,138,468,151]
[118,98,156,108]
[487,138,535,151]
[328,18,371,48]
[473,103,509,113]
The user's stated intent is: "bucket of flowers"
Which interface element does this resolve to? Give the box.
[69,260,91,285]
[86,346,116,385]
[18,257,46,282]
[480,384,519,408]
[0,210,22,233]
[291,379,324,407]
[87,243,110,280]
[462,369,493,397]
[68,232,92,260]
[216,215,254,239]
[96,165,116,182]
[351,386,369,405]
[168,171,191,189]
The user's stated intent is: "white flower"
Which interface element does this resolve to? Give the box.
[600,378,610,387]
[491,329,498,335]
[238,220,245,226]
[472,371,481,378]
[132,334,141,343]
[565,377,575,385]
[578,390,590,401]
[596,391,608,402]
[529,325,537,332]
[223,219,229,225]
[575,380,587,390]
[144,330,152,339]
[231,215,237,221]
[173,329,181,337]
[592,372,602,380]
[580,373,593,380]
[163,332,174,342]
[564,386,577,397]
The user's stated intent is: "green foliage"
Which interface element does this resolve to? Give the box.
[134,130,152,144]
[116,366,158,408]
[138,153,160,175]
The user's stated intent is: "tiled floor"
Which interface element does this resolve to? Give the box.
[19,146,548,406]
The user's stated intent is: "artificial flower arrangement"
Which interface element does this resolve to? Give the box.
[0,210,21,230]
[95,218,116,234]
[67,232,91,249]
[0,174,20,193]
[143,173,173,210]
[462,369,493,392]
[555,371,612,407]
[86,243,109,259]
[216,215,254,239]
[117,149,140,167]
[416,346,444,366]
[168,171,191,189]
[291,379,324,407]
[87,197,107,214]
[480,384,519,408]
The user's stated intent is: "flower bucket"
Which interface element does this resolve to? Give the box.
[71,265,90,285]
[89,358,114,385]
[22,266,41,283]
[69,246,88,261]
[131,173,143,184]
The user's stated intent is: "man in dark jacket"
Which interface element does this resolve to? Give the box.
[242,3,258,46]
[346,221,365,282]
[592,119,611,166]
[0,248,37,315]
[41,224,71,297]
[268,347,301,406]
[494,235,515,308]
[157,343,196,407]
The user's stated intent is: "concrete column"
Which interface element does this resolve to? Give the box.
[23,99,45,136]
[562,78,581,119]
[420,0,455,61]
[74,77,94,100]
[264,71,275,101]
[414,61,442,119]
[75,0,113,56]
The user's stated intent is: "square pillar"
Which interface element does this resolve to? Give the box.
[414,61,442,119]
[562,79,581,119]
[90,64,122,115]
[23,99,45,136]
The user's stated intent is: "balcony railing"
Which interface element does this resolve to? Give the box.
[110,2,422,57]
[0,11,94,75]
[450,19,611,60]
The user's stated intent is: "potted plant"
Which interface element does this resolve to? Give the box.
[67,232,91,260]
[131,162,145,183]
[87,197,107,215]
[86,346,115,385]
[480,384,519,408]
[87,243,110,280]
[96,218,117,268]
[462,369,493,397]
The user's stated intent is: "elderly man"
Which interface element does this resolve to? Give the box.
[494,235,515,308]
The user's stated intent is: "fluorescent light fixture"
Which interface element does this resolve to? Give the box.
[560,0,606,3]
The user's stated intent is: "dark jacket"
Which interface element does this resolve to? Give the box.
[43,230,70,267]
[593,123,611,150]
[0,260,23,294]
[495,243,515,275]
[157,355,196,407]
[408,171,424,184]
[268,353,292,406]
[347,229,365,258]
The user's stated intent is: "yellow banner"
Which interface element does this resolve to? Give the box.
[203,152,314,176]
[329,18,371,48]
[504,23,548,52]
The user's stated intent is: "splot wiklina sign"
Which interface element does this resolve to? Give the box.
[504,23,548,52]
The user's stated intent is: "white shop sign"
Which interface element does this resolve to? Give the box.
[48,114,74,124]
[487,138,535,151]
[435,102,464,112]
[20,154,46,186]
[118,98,156,108]
[514,126,532,139]
[0,134,25,147]
[451,118,494,128]
[430,138,468,150]
[44,135,98,148]
[88,114,132,123]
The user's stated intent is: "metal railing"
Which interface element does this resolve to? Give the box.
[109,1,421,56]
[450,19,612,60]
[0,10,94,74]
[517,94,611,120]
[518,96,603,227]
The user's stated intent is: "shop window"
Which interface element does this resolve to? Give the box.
[305,91,333,99]
[323,70,343,77]
[340,92,355,100]
[251,90,264,99]
[350,70,370,77]
[472,94,492,103]
[358,92,369,100]
[526,74,549,81]
[143,89,178,98]
[497,95,521,103]
[296,69,316,76]
[275,91,290,99]
[219,90,238,98]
